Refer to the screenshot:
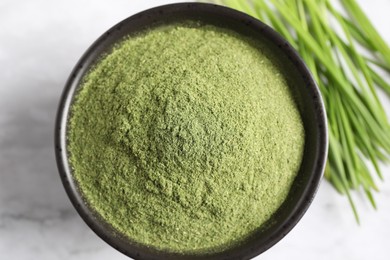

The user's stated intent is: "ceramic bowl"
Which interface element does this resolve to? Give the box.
[55,3,328,260]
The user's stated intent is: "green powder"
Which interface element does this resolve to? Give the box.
[68,22,305,254]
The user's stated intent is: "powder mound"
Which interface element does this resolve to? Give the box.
[69,22,305,253]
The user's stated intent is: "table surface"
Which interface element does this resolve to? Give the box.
[1,0,389,259]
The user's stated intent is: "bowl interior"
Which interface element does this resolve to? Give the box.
[55,3,328,260]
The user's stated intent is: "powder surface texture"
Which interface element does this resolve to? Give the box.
[68,22,305,254]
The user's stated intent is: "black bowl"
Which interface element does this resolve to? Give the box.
[55,3,328,260]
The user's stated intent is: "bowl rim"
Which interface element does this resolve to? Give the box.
[55,2,328,260]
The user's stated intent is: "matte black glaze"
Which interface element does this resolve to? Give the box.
[55,3,328,260]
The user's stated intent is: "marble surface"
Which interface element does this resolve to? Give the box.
[1,0,390,259]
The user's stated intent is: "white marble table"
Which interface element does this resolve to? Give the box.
[1,0,389,259]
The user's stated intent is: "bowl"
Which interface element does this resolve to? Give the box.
[55,3,328,260]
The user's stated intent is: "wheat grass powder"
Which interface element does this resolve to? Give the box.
[68,22,305,254]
